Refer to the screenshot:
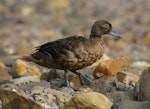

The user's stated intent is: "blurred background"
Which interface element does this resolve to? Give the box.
[0,0,149,73]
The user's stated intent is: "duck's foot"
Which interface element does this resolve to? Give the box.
[74,70,94,85]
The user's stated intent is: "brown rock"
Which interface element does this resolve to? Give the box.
[64,91,113,109]
[116,71,139,87]
[0,89,45,109]
[0,68,12,80]
[139,67,150,101]
[13,59,41,77]
[93,56,130,78]
[0,60,6,68]
[0,60,12,80]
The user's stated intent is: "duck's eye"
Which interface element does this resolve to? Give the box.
[103,24,109,28]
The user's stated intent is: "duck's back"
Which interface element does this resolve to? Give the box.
[30,36,104,71]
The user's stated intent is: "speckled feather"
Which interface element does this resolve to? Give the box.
[31,36,104,72]
[23,20,120,73]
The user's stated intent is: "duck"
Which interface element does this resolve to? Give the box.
[23,20,123,87]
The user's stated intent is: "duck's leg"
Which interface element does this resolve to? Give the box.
[64,70,69,87]
[73,70,94,85]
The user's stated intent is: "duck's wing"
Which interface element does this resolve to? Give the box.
[34,36,87,59]
[25,36,88,69]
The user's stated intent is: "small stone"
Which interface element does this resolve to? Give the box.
[107,91,135,103]
[20,6,35,16]
[50,78,65,89]
[93,56,130,77]
[0,68,12,80]
[18,81,50,92]
[13,76,40,86]
[93,79,114,94]
[115,82,126,90]
[111,100,150,109]
[139,67,150,101]
[116,71,139,88]
[0,60,6,68]
[64,91,112,109]
[13,59,41,77]
[31,86,44,94]
[0,89,45,109]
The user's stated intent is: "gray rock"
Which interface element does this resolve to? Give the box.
[93,79,114,94]
[111,100,150,109]
[139,67,150,101]
[107,91,135,103]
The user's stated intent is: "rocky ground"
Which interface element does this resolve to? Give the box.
[0,0,150,109]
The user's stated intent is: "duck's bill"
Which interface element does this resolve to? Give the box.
[109,31,123,38]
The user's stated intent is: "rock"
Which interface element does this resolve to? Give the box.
[107,91,135,103]
[64,91,113,109]
[0,89,45,109]
[18,81,50,92]
[50,78,65,89]
[13,76,40,86]
[20,6,35,16]
[0,68,12,80]
[31,86,44,94]
[13,59,41,77]
[116,72,139,88]
[111,100,150,109]
[139,67,150,101]
[40,69,59,81]
[115,82,126,91]
[93,79,114,94]
[0,60,6,68]
[93,56,130,77]
[0,83,18,91]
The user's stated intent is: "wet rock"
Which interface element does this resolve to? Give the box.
[93,56,130,77]
[139,67,150,101]
[107,91,135,103]
[12,59,41,77]
[64,91,112,109]
[111,100,150,109]
[116,71,139,88]
[0,89,45,109]
[13,76,40,86]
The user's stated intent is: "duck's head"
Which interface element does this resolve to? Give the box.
[90,20,123,38]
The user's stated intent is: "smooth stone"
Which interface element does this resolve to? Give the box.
[93,56,130,76]
[0,89,45,109]
[139,67,150,101]
[111,100,150,109]
[64,91,113,109]
[107,91,135,103]
[13,76,40,86]
[93,79,114,94]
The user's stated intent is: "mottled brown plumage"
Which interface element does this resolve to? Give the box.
[23,20,122,86]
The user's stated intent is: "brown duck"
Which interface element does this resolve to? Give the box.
[23,20,123,86]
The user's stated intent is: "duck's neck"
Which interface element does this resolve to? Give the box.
[90,34,102,38]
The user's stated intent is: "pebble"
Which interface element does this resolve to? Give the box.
[139,67,150,101]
